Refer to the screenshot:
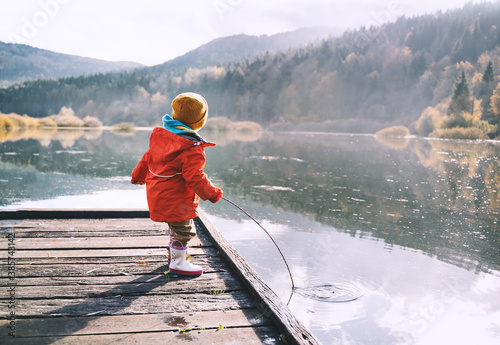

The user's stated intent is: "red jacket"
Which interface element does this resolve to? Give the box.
[131,127,222,223]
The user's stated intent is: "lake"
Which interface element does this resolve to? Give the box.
[1,127,499,344]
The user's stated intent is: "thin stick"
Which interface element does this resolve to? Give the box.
[222,197,295,290]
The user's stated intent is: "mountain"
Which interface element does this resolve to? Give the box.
[154,27,343,71]
[0,27,340,88]
[0,41,144,87]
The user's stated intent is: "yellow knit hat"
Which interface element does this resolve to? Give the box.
[171,92,208,131]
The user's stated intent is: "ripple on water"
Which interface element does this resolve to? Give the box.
[295,283,362,303]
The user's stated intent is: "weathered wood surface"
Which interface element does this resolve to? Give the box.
[0,212,320,344]
[11,326,280,345]
[0,209,150,220]
[12,309,268,337]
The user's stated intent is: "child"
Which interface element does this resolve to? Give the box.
[131,92,223,276]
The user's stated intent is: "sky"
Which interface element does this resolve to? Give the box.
[0,0,489,66]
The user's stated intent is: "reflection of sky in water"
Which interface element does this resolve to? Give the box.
[204,206,500,345]
[0,188,148,211]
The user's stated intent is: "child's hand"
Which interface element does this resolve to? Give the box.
[209,189,223,203]
[131,178,145,185]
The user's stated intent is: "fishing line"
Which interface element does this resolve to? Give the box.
[221,198,363,306]
[222,197,295,291]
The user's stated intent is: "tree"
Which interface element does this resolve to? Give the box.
[490,82,500,126]
[410,52,427,80]
[482,61,494,84]
[451,40,465,63]
[448,70,472,115]
[479,61,496,122]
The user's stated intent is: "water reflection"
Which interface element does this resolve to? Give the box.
[0,129,150,206]
[295,283,363,303]
[1,129,500,344]
[0,127,104,147]
[204,133,500,274]
[204,208,500,345]
[201,133,500,344]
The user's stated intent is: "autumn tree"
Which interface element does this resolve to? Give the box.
[490,82,500,127]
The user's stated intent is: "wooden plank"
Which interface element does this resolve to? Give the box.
[0,256,226,278]
[0,230,167,238]
[0,248,171,259]
[0,255,186,265]
[1,218,212,244]
[0,209,150,220]
[0,246,216,259]
[0,272,243,298]
[4,291,255,317]
[3,326,282,345]
[2,218,163,231]
[0,231,212,248]
[197,211,321,345]
[0,309,269,337]
[1,231,213,247]
[3,236,176,250]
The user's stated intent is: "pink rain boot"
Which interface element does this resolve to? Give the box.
[168,240,202,276]
[167,236,189,262]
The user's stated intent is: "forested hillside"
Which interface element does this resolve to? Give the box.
[1,2,500,135]
[155,27,341,70]
[0,41,143,87]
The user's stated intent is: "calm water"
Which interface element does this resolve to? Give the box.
[1,128,499,344]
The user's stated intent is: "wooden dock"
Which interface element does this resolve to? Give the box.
[0,210,320,344]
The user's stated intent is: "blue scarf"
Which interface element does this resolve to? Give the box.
[162,114,207,142]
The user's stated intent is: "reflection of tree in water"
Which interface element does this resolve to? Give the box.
[414,140,500,218]
[1,130,499,272]
[0,127,262,177]
[207,134,500,274]
[0,130,152,206]
[0,129,148,177]
[0,128,103,148]
[0,128,263,207]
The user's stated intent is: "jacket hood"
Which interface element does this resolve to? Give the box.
[149,127,214,163]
